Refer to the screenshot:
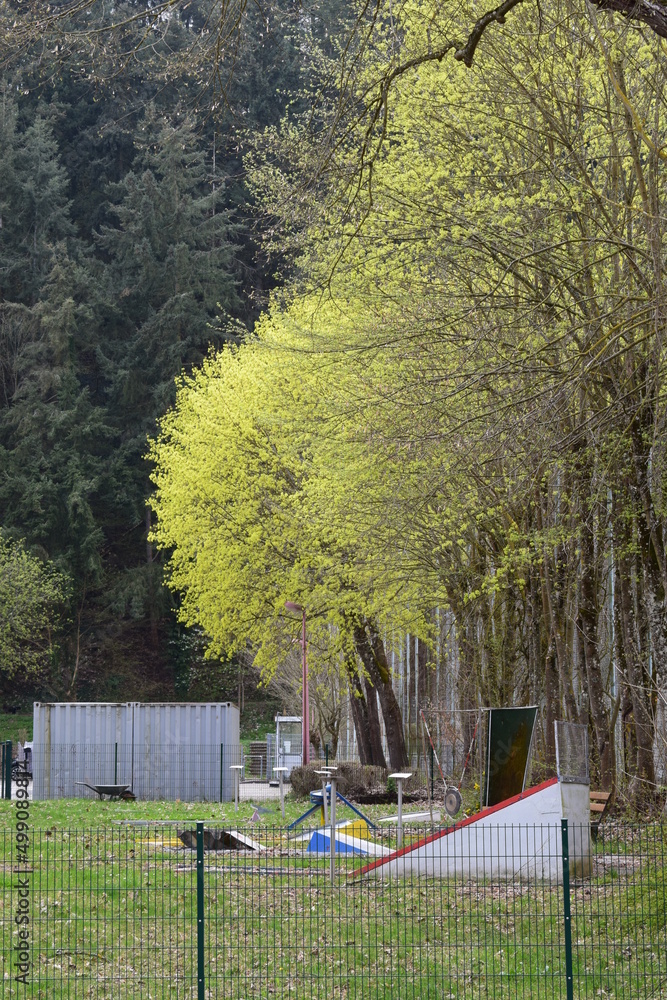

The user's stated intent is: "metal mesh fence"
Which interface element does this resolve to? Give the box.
[26,746,439,804]
[30,744,244,802]
[0,821,665,997]
[555,722,590,784]
[19,711,490,805]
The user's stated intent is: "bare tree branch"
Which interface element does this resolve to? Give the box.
[454,0,526,66]
[589,0,667,36]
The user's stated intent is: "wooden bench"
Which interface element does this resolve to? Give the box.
[590,789,612,838]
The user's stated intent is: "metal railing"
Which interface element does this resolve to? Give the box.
[0,821,664,997]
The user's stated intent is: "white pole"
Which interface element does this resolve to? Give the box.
[230,764,243,812]
[274,767,287,820]
[322,779,329,828]
[389,772,412,850]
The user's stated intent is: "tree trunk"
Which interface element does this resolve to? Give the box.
[544,644,558,773]
[363,674,388,767]
[615,532,656,801]
[418,636,428,709]
[354,621,409,769]
[146,506,159,649]
[536,495,580,723]
[345,659,375,766]
[528,566,543,707]
[579,510,613,787]
[631,415,666,728]
[409,634,417,731]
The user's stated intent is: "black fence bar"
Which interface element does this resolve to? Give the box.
[1,741,11,800]
[561,818,574,1000]
[196,821,205,1000]
[0,821,664,997]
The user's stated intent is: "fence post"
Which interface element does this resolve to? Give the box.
[196,821,205,1000]
[220,744,224,803]
[4,741,12,800]
[430,745,434,800]
[330,776,336,885]
[561,819,574,1000]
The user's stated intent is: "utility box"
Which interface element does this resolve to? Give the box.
[32,702,240,801]
[275,715,302,778]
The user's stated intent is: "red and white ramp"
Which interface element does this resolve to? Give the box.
[353,778,591,880]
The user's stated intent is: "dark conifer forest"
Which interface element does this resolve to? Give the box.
[0,1,314,707]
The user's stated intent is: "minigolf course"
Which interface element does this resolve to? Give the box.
[352,777,591,879]
[304,820,390,857]
[289,778,389,857]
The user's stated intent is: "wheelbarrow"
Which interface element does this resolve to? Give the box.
[75,781,135,800]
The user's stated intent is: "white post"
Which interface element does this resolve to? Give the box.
[389,772,412,850]
[230,765,243,812]
[274,767,288,820]
[329,776,336,885]
[315,770,329,828]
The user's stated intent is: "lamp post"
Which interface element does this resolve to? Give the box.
[285,601,309,766]
[329,772,337,884]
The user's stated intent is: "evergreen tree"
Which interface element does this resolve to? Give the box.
[0,252,107,579]
[0,108,76,305]
[93,112,238,521]
[0,0,315,701]
[0,90,22,302]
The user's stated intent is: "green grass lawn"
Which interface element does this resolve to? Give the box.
[0,712,32,744]
[0,788,467,831]
[0,791,665,999]
[0,819,664,999]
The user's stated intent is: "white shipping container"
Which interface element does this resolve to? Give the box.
[32,702,240,801]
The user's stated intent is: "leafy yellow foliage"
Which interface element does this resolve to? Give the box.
[0,533,68,679]
[151,0,667,687]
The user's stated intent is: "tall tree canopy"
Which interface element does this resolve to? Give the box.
[151,0,667,800]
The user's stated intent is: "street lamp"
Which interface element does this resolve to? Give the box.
[285,600,309,766]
